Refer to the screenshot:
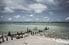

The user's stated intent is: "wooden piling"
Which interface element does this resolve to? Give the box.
[11,35,13,40]
[6,36,8,41]
[2,33,5,42]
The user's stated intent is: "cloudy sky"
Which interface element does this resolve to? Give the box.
[0,0,69,22]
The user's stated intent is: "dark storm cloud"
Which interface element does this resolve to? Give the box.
[0,0,69,22]
[0,0,5,12]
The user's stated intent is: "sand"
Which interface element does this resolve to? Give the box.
[0,35,69,45]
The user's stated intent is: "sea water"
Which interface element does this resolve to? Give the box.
[0,22,69,39]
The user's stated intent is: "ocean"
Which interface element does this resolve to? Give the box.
[0,22,69,39]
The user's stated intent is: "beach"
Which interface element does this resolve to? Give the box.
[0,23,69,45]
[0,34,69,45]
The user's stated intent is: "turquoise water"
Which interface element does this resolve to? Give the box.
[0,23,69,39]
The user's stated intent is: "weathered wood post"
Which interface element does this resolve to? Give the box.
[6,36,8,41]
[2,33,5,42]
[11,35,13,40]
[27,27,28,31]
[0,38,2,43]
[17,32,20,35]
[20,32,23,38]
[8,31,11,36]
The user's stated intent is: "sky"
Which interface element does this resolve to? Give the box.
[0,0,69,22]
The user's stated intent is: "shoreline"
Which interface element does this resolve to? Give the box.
[0,34,69,45]
[0,33,69,44]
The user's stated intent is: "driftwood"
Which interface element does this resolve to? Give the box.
[16,35,20,39]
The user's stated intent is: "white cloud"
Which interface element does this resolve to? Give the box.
[10,5,31,11]
[29,14,34,17]
[44,17,48,19]
[14,15,21,18]
[35,0,43,2]
[0,16,3,18]
[56,19,61,21]
[3,0,48,13]
[35,0,57,5]
[4,0,31,11]
[46,18,50,21]
[36,18,39,20]
[65,17,69,20]
[4,7,14,13]
[43,17,50,21]
[35,0,54,3]
[48,0,54,3]
[5,0,13,4]
[8,18,12,21]
[29,3,47,13]
[49,12,54,15]
[25,19,32,21]
[66,1,69,3]
[22,16,25,18]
